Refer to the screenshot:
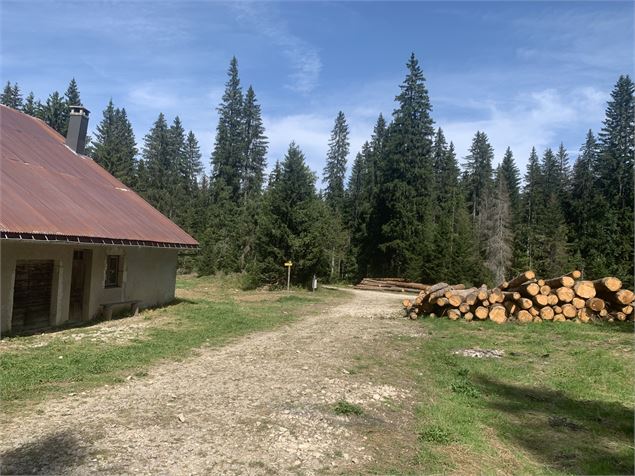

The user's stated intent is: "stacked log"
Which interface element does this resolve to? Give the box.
[402,271,634,324]
[354,277,429,293]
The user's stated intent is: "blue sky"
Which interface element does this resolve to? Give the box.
[1,1,633,182]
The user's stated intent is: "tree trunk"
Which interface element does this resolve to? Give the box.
[540,306,554,320]
[488,304,507,324]
[506,271,536,289]
[573,281,596,299]
[593,277,622,293]
[555,287,575,302]
[544,275,575,288]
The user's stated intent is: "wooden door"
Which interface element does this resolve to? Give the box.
[69,250,86,321]
[12,260,54,330]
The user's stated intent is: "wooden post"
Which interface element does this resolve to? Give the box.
[284,261,293,291]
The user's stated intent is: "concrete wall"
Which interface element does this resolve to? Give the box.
[1,240,178,334]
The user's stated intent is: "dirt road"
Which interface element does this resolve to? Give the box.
[1,289,423,475]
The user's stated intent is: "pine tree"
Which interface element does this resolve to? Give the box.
[241,86,267,199]
[323,111,350,212]
[91,100,137,186]
[41,91,67,134]
[375,53,436,279]
[211,57,244,202]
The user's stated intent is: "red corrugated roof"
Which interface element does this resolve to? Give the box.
[0,105,198,247]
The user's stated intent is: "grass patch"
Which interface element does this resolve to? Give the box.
[0,275,348,411]
[406,319,634,475]
[334,400,364,416]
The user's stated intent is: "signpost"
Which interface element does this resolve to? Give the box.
[284,261,293,291]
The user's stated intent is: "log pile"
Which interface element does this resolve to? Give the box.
[402,271,634,324]
[354,277,429,293]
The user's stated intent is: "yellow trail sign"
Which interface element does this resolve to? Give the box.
[284,261,293,290]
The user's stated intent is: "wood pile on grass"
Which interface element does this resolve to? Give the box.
[402,270,634,324]
[354,277,430,294]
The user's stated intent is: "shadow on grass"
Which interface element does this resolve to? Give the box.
[475,375,634,475]
[0,430,89,475]
[2,297,198,339]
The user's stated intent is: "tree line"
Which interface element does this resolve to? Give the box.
[2,55,632,288]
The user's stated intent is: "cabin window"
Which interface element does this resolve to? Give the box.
[105,255,122,288]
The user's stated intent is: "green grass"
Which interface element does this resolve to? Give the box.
[0,275,346,411]
[407,318,634,475]
[334,400,364,416]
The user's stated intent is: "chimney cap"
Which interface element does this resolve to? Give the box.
[69,105,90,116]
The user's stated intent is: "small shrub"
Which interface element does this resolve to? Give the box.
[334,400,364,416]
[451,379,480,398]
[418,425,454,444]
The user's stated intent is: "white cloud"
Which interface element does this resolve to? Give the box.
[231,3,322,93]
[439,86,608,170]
[263,113,372,186]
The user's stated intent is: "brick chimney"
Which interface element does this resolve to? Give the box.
[65,105,90,155]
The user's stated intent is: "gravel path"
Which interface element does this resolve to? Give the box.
[1,289,422,475]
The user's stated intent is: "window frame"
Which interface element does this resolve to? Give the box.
[105,255,122,288]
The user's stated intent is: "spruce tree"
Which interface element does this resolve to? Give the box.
[568,131,611,277]
[499,147,521,215]
[184,131,203,192]
[59,78,82,136]
[463,131,494,221]
[241,85,267,199]
[430,129,453,279]
[211,57,244,202]
[22,92,39,116]
[64,78,82,106]
[0,81,13,107]
[597,75,634,210]
[520,147,542,270]
[41,91,67,134]
[322,111,350,280]
[595,75,634,285]
[323,111,350,212]
[555,143,570,189]
[91,100,137,186]
[361,114,388,275]
[376,53,435,279]
[140,113,173,217]
[252,143,329,285]
[0,81,22,109]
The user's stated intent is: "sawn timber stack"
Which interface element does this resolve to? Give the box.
[402,271,634,324]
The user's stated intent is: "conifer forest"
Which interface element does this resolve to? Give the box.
[2,55,633,288]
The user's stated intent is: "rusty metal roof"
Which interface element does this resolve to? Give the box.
[0,105,198,248]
